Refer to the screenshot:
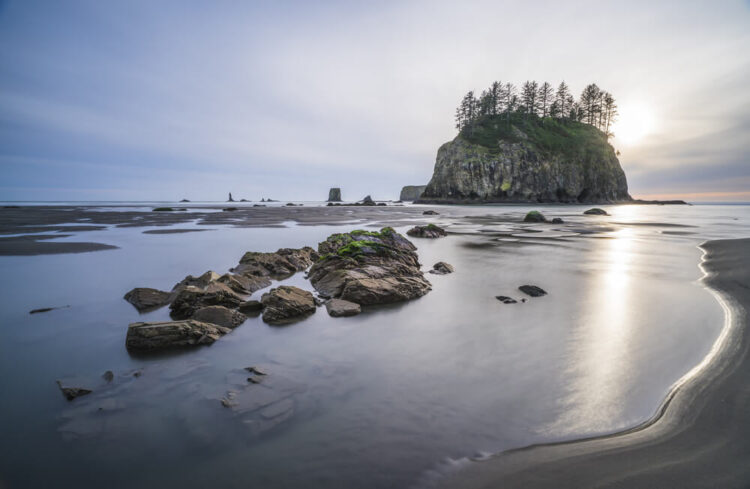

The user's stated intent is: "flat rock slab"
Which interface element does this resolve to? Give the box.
[519,285,547,297]
[126,320,231,351]
[326,298,361,317]
[56,381,92,401]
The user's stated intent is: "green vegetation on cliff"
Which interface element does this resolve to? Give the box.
[461,112,615,162]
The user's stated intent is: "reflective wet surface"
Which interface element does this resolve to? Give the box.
[0,203,748,488]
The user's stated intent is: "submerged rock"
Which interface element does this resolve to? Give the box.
[169,284,244,319]
[192,306,247,329]
[325,298,361,317]
[124,287,171,312]
[309,227,431,306]
[126,320,231,351]
[524,211,547,223]
[519,285,547,297]
[584,207,609,216]
[496,296,518,304]
[261,286,316,325]
[56,381,92,401]
[407,224,447,238]
[429,261,454,275]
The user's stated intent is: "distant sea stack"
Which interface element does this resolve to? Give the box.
[228,192,235,202]
[399,185,427,201]
[328,188,342,202]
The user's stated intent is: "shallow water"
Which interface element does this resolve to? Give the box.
[0,203,748,489]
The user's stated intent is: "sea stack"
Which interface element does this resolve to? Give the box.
[228,192,235,202]
[399,185,427,201]
[418,117,631,204]
[328,188,342,202]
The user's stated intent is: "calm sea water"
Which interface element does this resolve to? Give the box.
[0,203,748,489]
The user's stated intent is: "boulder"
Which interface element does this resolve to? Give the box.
[309,228,431,305]
[233,247,318,279]
[519,285,547,297]
[218,273,270,294]
[56,381,92,401]
[192,306,248,328]
[126,320,231,351]
[407,224,447,238]
[327,188,342,202]
[552,217,565,224]
[524,211,547,222]
[584,207,609,216]
[123,287,171,312]
[169,284,244,319]
[325,298,361,317]
[429,262,454,275]
[238,300,264,314]
[261,286,316,324]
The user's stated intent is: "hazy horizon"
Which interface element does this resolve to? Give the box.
[1,0,749,202]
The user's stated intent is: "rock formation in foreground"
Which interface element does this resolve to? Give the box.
[327,188,342,202]
[418,116,631,204]
[308,227,431,305]
[399,185,427,201]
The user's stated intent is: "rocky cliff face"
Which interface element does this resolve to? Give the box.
[399,185,427,201]
[418,124,630,204]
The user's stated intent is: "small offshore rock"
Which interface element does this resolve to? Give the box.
[192,305,248,329]
[584,208,609,216]
[260,286,316,324]
[407,224,447,238]
[247,376,263,384]
[519,285,547,297]
[429,261,454,275]
[496,296,518,304]
[102,370,114,383]
[524,211,547,223]
[245,366,267,376]
[422,210,439,215]
[325,298,362,317]
[361,195,375,205]
[56,381,92,401]
[551,217,564,224]
[124,288,171,312]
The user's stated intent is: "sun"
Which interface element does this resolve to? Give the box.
[611,103,656,146]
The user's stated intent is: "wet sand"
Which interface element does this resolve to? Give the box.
[437,237,750,489]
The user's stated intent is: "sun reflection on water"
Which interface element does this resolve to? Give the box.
[542,227,637,436]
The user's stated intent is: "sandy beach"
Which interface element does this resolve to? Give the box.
[436,237,750,489]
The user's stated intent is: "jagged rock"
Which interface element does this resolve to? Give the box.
[519,285,547,297]
[429,262,454,275]
[261,286,316,324]
[123,287,171,312]
[169,284,244,319]
[233,247,318,279]
[423,210,439,215]
[552,217,565,224]
[361,195,375,205]
[126,320,231,351]
[496,296,518,304]
[192,306,248,328]
[217,273,269,294]
[309,228,431,305]
[56,381,92,401]
[399,185,427,201]
[407,224,447,238]
[584,207,609,216]
[328,188,342,202]
[325,298,361,317]
[238,300,264,314]
[172,271,220,292]
[524,211,547,223]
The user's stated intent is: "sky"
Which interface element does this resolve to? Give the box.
[1,0,748,202]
